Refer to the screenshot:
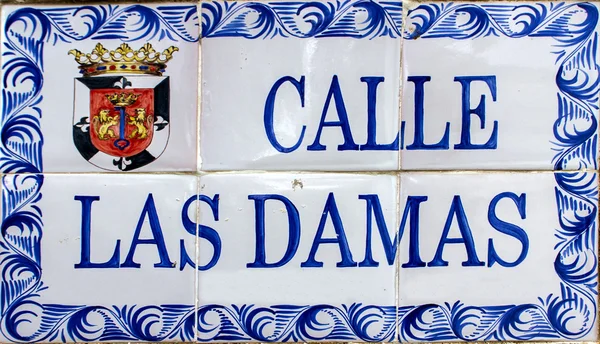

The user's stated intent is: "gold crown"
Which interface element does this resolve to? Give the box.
[107,92,139,107]
[68,43,178,77]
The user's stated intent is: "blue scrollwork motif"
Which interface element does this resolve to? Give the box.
[196,303,396,342]
[202,0,402,39]
[1,4,199,342]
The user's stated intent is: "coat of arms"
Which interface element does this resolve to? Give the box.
[70,43,176,171]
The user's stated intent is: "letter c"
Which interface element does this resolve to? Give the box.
[264,76,306,153]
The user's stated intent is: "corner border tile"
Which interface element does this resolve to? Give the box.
[1,3,200,173]
[396,170,598,341]
[400,1,599,170]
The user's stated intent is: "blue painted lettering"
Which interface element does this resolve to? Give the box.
[247,194,301,268]
[264,76,306,153]
[428,195,484,267]
[263,75,499,152]
[359,77,399,151]
[302,192,357,267]
[406,76,450,150]
[121,194,174,268]
[307,75,359,151]
[454,76,498,149]
[487,192,529,267]
[74,195,121,269]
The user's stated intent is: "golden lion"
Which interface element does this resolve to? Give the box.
[93,109,119,140]
[128,108,150,139]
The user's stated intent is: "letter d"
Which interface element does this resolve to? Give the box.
[247,194,301,268]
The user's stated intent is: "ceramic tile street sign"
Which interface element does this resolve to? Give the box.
[0,0,598,343]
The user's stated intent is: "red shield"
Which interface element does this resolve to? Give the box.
[89,88,154,157]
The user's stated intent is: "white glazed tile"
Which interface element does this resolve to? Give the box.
[0,4,199,173]
[0,174,198,342]
[197,173,397,341]
[397,172,598,342]
[400,2,599,170]
[200,1,402,171]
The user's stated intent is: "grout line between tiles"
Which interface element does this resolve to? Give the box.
[0,0,574,4]
[394,173,401,341]
[0,172,2,228]
[395,3,407,338]
[597,173,600,340]
[397,0,405,172]
[197,1,203,174]
[596,21,600,342]
[195,174,201,343]
[196,2,202,342]
[3,169,597,175]
[408,342,600,344]
[0,0,198,4]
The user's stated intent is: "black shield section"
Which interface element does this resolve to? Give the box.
[76,76,126,89]
[113,151,156,171]
[73,117,98,161]
[154,77,170,131]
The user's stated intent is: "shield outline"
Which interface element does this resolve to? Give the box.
[73,75,170,171]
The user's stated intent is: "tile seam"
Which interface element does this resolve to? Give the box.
[196,1,202,342]
[0,0,199,4]
[197,0,203,174]
[0,0,573,4]
[397,0,405,172]
[394,175,401,335]
[395,1,408,338]
[5,170,598,175]
[594,12,600,343]
[597,170,600,340]
[195,172,201,343]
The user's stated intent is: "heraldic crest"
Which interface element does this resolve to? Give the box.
[70,43,176,171]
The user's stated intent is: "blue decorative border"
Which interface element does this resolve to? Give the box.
[1,1,598,343]
[196,304,397,341]
[201,0,402,39]
[1,4,199,342]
